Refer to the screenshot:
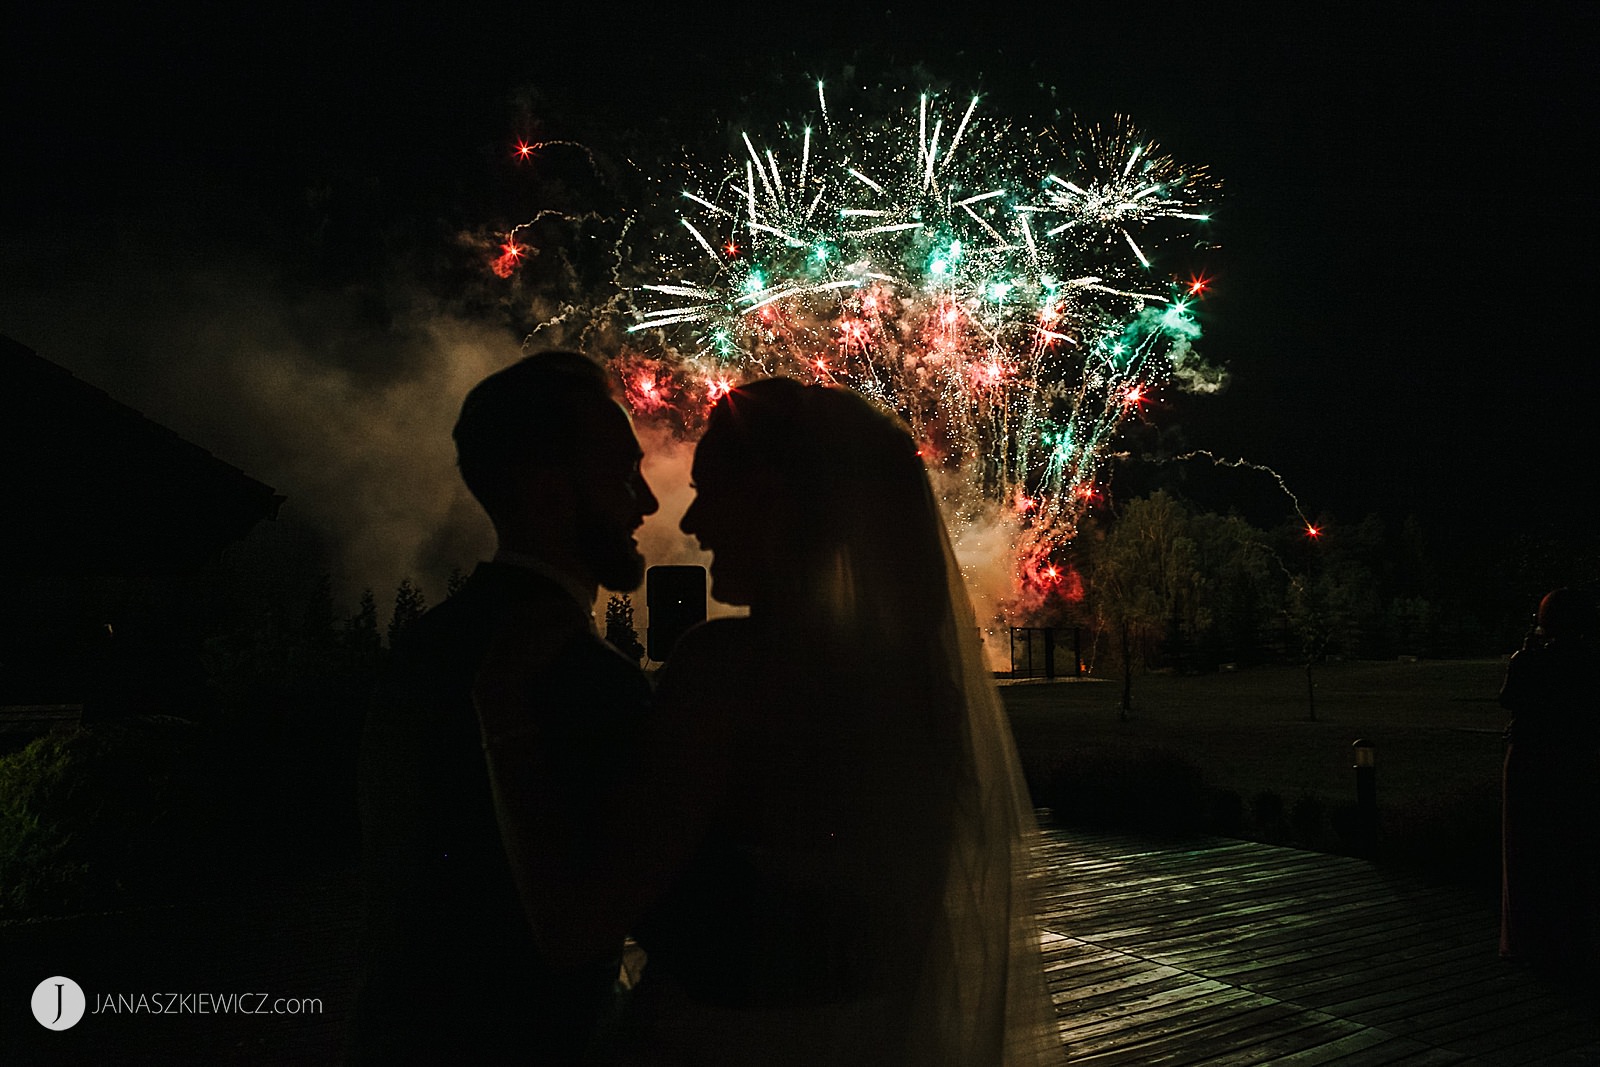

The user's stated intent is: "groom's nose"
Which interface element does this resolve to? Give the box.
[633,471,659,517]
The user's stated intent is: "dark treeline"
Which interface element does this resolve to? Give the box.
[1040,490,1593,680]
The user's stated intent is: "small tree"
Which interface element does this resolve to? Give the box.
[343,588,382,663]
[1285,518,1384,718]
[446,567,469,599]
[604,594,646,665]
[1286,574,1331,721]
[1188,512,1279,667]
[1088,492,1204,720]
[387,579,428,648]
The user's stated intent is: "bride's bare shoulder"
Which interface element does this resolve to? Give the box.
[655,617,759,680]
[671,616,753,652]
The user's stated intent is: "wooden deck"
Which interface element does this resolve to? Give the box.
[3,826,1595,1063]
[1037,829,1600,1065]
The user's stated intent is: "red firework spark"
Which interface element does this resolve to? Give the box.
[491,241,526,279]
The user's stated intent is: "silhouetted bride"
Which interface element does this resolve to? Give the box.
[622,379,1057,1065]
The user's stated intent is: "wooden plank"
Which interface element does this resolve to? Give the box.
[1070,1001,1349,1065]
[1404,987,1599,1051]
[1181,1017,1408,1066]
[1256,1027,1472,1067]
[1265,946,1489,1000]
[1321,1047,1480,1067]
[1058,980,1260,1044]
[1065,966,1226,1015]
[1455,1016,1600,1063]
[1038,826,1599,1065]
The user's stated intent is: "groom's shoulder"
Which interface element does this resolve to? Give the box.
[408,565,583,645]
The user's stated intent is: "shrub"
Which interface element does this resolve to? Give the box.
[1290,794,1327,848]
[1381,780,1502,895]
[0,720,208,917]
[1043,746,1209,837]
[1251,791,1288,843]
[1209,790,1245,835]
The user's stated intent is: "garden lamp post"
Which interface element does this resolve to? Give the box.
[1352,738,1377,854]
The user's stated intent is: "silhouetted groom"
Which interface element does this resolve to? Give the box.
[349,351,659,1063]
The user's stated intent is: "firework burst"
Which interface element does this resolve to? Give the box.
[622,84,1220,603]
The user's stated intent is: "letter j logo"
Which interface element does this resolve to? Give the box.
[31,976,86,1030]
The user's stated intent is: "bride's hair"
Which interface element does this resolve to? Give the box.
[701,379,952,661]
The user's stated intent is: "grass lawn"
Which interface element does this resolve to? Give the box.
[1002,658,1512,888]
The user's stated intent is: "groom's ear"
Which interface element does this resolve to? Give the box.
[505,456,579,522]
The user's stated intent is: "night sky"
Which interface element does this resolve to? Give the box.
[4,3,1595,598]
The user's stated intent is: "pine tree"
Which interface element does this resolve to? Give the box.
[344,588,382,662]
[446,566,469,599]
[388,578,428,648]
[604,594,646,664]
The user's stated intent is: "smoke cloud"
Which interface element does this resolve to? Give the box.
[945,502,1025,670]
[1168,335,1229,395]
[0,221,750,633]
[2,234,495,605]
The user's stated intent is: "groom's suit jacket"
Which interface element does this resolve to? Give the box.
[349,562,651,1064]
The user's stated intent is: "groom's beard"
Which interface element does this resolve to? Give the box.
[576,511,647,593]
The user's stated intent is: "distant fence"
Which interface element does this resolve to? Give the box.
[1009,627,1083,680]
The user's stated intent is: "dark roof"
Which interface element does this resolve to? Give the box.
[1,335,283,576]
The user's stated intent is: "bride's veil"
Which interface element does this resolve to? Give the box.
[895,444,1058,1067]
[924,515,1059,1066]
[722,380,1058,1065]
